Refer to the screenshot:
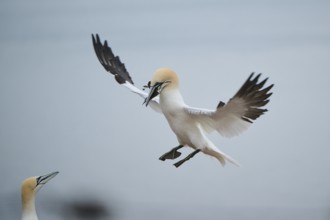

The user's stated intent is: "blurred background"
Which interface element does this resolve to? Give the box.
[1,0,329,219]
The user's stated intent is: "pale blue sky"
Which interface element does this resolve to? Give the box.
[1,1,330,219]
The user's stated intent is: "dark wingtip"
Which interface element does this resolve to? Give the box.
[217,101,225,109]
[233,72,273,123]
[92,34,135,85]
[92,33,100,44]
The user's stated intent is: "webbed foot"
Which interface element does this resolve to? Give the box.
[159,145,184,161]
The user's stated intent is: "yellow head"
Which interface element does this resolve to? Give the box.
[144,68,179,106]
[150,68,179,87]
[21,171,59,214]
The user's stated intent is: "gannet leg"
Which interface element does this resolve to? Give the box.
[173,149,201,168]
[159,145,184,161]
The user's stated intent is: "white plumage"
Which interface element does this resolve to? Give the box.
[92,34,273,167]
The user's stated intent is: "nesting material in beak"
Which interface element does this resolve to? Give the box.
[144,82,163,106]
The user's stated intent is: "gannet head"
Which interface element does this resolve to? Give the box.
[21,171,59,214]
[144,68,179,106]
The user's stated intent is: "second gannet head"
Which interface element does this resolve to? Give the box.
[144,68,179,106]
[21,171,59,220]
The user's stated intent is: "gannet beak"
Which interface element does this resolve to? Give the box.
[36,171,59,186]
[144,82,162,106]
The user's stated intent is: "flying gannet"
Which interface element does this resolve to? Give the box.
[21,171,59,220]
[92,34,273,168]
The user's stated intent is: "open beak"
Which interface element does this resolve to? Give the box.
[36,171,59,186]
[144,83,162,106]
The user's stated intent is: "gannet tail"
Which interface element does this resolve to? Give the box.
[203,145,240,167]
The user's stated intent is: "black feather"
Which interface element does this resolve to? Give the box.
[92,34,134,85]
[232,73,274,123]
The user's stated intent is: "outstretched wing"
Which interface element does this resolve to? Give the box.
[185,73,273,137]
[92,34,161,112]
